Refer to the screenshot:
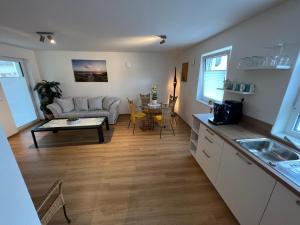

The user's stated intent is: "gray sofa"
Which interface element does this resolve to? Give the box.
[47,96,121,124]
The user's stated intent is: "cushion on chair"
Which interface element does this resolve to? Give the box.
[54,98,75,113]
[74,97,88,111]
[154,115,162,122]
[88,97,103,110]
[135,112,146,118]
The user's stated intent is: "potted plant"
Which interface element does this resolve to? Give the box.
[34,80,62,118]
[151,85,158,104]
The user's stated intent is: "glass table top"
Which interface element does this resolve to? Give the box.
[39,118,105,129]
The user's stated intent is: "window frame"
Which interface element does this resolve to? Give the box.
[285,88,300,139]
[0,58,25,78]
[196,47,232,104]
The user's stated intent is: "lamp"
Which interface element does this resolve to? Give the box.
[47,35,56,44]
[39,35,45,42]
[173,67,177,98]
[158,35,167,44]
[37,32,56,44]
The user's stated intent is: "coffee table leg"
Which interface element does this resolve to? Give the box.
[97,126,104,143]
[105,117,110,130]
[31,131,38,148]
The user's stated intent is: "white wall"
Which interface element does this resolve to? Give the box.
[0,126,41,225]
[0,43,42,136]
[176,0,300,126]
[35,50,176,113]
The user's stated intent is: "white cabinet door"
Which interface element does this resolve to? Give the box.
[216,143,276,225]
[260,182,300,225]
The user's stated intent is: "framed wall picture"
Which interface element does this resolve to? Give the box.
[71,59,108,82]
[181,62,188,82]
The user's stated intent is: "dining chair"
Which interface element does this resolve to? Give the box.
[169,95,178,125]
[153,103,175,138]
[127,98,146,134]
[140,93,150,107]
[36,179,71,225]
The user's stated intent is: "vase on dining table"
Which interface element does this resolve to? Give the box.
[151,84,158,104]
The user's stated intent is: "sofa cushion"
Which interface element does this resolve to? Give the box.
[88,97,103,110]
[47,103,62,115]
[54,98,74,113]
[58,110,109,118]
[103,96,118,110]
[74,97,88,111]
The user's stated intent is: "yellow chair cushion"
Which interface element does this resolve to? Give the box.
[154,115,162,122]
[135,112,146,118]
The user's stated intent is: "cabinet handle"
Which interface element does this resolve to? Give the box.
[236,152,252,165]
[206,128,214,135]
[202,150,211,158]
[204,136,213,143]
[296,200,300,206]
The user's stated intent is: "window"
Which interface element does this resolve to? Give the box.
[272,53,300,145]
[197,47,231,103]
[285,90,300,139]
[293,115,300,133]
[0,60,23,78]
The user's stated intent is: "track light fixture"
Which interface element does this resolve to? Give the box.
[158,35,167,44]
[37,32,56,44]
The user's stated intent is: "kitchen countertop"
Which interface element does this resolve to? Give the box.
[193,113,300,197]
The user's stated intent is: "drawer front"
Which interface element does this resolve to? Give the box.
[200,125,224,147]
[202,135,223,161]
[196,133,223,185]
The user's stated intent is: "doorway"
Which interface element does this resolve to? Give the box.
[0,59,37,129]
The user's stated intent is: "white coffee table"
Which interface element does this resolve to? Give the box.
[31,117,109,148]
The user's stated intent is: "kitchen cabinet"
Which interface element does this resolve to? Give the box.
[260,182,300,225]
[216,143,276,225]
[196,126,223,185]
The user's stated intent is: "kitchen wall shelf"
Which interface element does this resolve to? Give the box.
[217,88,255,95]
[238,65,291,70]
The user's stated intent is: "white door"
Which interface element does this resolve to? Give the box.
[0,59,37,130]
[0,83,18,136]
[216,143,276,225]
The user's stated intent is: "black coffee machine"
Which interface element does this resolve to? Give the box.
[209,99,244,125]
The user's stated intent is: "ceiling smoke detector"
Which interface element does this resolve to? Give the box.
[158,35,167,44]
[37,32,56,44]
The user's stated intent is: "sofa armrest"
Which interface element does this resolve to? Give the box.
[108,99,120,124]
[109,99,121,113]
[47,103,62,117]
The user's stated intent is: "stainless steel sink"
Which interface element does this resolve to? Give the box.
[235,138,300,165]
[235,138,300,187]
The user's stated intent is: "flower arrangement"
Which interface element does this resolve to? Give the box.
[151,85,158,103]
[67,117,79,122]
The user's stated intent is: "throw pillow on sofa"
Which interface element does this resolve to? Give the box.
[74,97,89,111]
[54,98,75,113]
[88,97,103,110]
[103,96,118,110]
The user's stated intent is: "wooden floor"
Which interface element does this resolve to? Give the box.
[9,115,238,225]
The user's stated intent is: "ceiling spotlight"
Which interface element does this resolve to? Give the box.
[39,35,45,42]
[37,32,56,44]
[47,35,56,44]
[158,35,167,44]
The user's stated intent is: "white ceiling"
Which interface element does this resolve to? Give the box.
[0,0,283,52]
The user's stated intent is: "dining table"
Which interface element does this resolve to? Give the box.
[141,103,162,130]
